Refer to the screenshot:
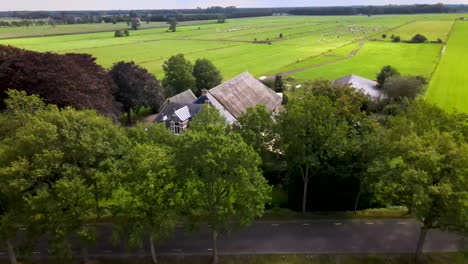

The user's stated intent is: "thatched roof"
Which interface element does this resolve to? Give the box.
[208,72,282,119]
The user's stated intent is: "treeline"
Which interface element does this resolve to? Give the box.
[289,4,453,15]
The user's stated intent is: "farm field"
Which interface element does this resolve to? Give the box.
[0,14,459,81]
[426,21,468,113]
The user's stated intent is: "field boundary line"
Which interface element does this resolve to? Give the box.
[427,19,457,84]
[265,19,418,78]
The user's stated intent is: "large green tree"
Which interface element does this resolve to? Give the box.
[162,54,195,97]
[109,61,164,124]
[278,91,350,213]
[175,106,271,264]
[370,101,468,263]
[192,58,223,96]
[107,143,178,264]
[0,90,129,263]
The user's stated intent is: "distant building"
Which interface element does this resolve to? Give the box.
[458,17,468,21]
[333,74,382,99]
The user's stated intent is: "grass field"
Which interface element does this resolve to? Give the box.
[426,21,468,113]
[0,14,459,81]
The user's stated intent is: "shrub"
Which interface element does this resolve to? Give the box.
[410,34,427,43]
[114,30,124,37]
[124,29,129,36]
[382,34,387,39]
[382,76,426,99]
[392,35,401,42]
[279,33,283,38]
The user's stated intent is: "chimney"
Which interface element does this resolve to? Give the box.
[201,89,208,96]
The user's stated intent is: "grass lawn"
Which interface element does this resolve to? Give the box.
[290,41,442,81]
[9,253,467,264]
[425,21,468,113]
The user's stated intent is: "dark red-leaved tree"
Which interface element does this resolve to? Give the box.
[0,45,119,119]
[109,61,164,124]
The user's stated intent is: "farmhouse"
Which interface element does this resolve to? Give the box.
[203,72,282,124]
[154,72,282,133]
[333,74,382,99]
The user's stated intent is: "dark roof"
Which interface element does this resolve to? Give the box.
[158,89,197,112]
[333,74,381,98]
[193,95,209,104]
[208,72,282,119]
[154,102,202,123]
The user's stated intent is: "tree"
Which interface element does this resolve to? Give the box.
[109,61,164,124]
[0,46,119,119]
[382,76,426,100]
[176,106,271,264]
[192,58,223,96]
[274,75,285,93]
[162,54,195,97]
[392,35,401,42]
[411,34,427,43]
[277,92,349,213]
[131,17,141,30]
[217,14,226,23]
[376,65,400,88]
[167,17,177,32]
[382,34,387,39]
[107,143,178,264]
[235,104,276,161]
[0,90,129,263]
[372,125,468,263]
[279,33,283,38]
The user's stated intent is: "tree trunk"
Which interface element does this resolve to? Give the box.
[127,110,132,125]
[301,167,309,214]
[302,179,309,214]
[354,189,362,215]
[415,226,428,264]
[81,247,90,264]
[150,236,158,264]
[6,239,17,264]
[211,230,219,264]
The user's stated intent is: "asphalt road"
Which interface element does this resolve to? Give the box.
[1,219,466,258]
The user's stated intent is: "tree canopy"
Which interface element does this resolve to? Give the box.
[0,45,119,119]
[192,58,223,96]
[109,61,164,124]
[162,54,195,97]
[376,65,400,88]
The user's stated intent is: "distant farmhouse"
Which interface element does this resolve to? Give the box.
[154,72,282,134]
[333,74,382,99]
[458,17,468,21]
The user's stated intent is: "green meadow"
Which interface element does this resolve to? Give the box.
[0,14,462,100]
[426,21,468,112]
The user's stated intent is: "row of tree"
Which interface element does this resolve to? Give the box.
[0,90,270,264]
[289,4,451,16]
[3,74,466,263]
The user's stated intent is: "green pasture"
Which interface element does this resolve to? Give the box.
[0,14,458,81]
[426,21,468,113]
[289,41,442,81]
[384,20,454,42]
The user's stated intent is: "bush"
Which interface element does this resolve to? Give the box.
[376,65,400,88]
[114,30,124,37]
[271,186,288,208]
[382,34,387,39]
[279,33,283,38]
[410,34,427,43]
[124,29,129,36]
[382,76,426,99]
[392,35,401,42]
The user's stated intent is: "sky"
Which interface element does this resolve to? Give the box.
[1,0,468,11]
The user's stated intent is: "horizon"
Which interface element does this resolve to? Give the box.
[1,0,468,12]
